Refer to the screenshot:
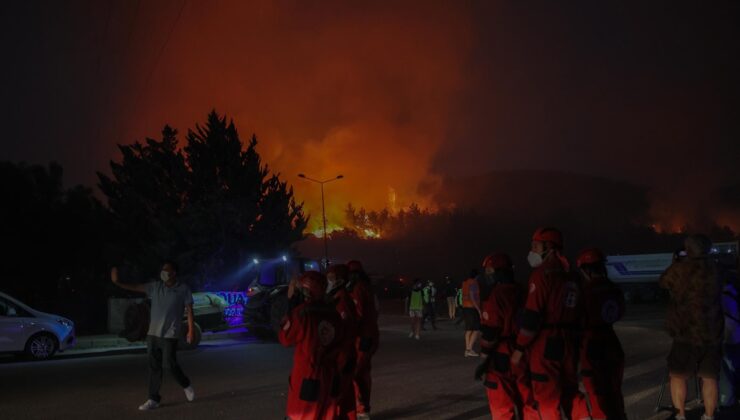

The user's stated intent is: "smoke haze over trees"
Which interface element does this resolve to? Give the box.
[307,170,738,282]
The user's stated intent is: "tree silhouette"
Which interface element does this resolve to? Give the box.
[99,111,307,287]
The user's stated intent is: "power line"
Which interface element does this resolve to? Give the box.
[139,0,188,107]
[125,0,188,144]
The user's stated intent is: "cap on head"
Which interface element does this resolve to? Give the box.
[576,248,605,268]
[482,253,513,270]
[532,227,563,249]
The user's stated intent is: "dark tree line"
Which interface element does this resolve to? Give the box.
[99,111,307,289]
[1,111,306,333]
[316,186,738,285]
[0,161,112,333]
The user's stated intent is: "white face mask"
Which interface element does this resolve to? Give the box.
[527,251,544,268]
[160,270,171,282]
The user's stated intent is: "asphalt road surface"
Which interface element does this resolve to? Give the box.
[0,302,735,420]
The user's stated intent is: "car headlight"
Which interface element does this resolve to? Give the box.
[57,319,73,328]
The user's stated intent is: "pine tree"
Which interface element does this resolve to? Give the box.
[99,111,306,287]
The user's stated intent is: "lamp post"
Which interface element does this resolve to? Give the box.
[298,173,344,266]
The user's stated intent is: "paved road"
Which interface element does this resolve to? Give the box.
[0,303,733,420]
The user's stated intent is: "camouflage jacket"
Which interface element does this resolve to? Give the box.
[659,257,723,345]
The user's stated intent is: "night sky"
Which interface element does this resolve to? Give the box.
[1,1,738,228]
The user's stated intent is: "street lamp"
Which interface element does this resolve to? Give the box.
[298,173,344,266]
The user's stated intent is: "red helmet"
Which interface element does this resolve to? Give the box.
[532,227,563,249]
[327,263,349,280]
[482,253,513,270]
[298,271,326,302]
[576,248,605,268]
[347,260,364,273]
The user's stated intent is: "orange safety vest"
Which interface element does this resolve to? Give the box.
[461,278,478,308]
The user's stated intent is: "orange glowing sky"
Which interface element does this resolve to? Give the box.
[3,1,739,233]
[111,0,472,229]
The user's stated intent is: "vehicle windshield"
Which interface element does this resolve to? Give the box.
[258,261,289,286]
[0,296,33,318]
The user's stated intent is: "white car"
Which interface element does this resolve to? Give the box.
[0,291,75,360]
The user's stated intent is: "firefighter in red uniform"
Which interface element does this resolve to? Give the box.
[511,227,582,420]
[279,271,345,420]
[327,264,359,420]
[572,248,626,420]
[477,252,536,420]
[346,260,379,420]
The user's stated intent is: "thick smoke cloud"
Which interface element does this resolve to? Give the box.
[433,2,740,231]
[3,0,473,230]
[2,1,738,232]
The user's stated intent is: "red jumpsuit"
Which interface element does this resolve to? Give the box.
[480,282,535,420]
[347,279,380,415]
[329,286,359,420]
[515,254,582,420]
[572,278,625,420]
[279,301,345,420]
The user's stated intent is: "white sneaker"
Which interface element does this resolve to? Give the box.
[184,385,195,402]
[408,331,414,338]
[138,399,159,410]
[414,334,420,340]
[357,413,371,420]
[465,350,480,357]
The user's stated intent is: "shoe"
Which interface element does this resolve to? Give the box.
[357,413,371,420]
[414,334,420,340]
[138,399,160,411]
[465,350,480,357]
[184,385,195,402]
[700,416,713,420]
[408,331,414,338]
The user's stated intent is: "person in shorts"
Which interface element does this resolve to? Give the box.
[406,279,424,339]
[660,234,724,420]
[461,269,481,357]
[443,276,458,320]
